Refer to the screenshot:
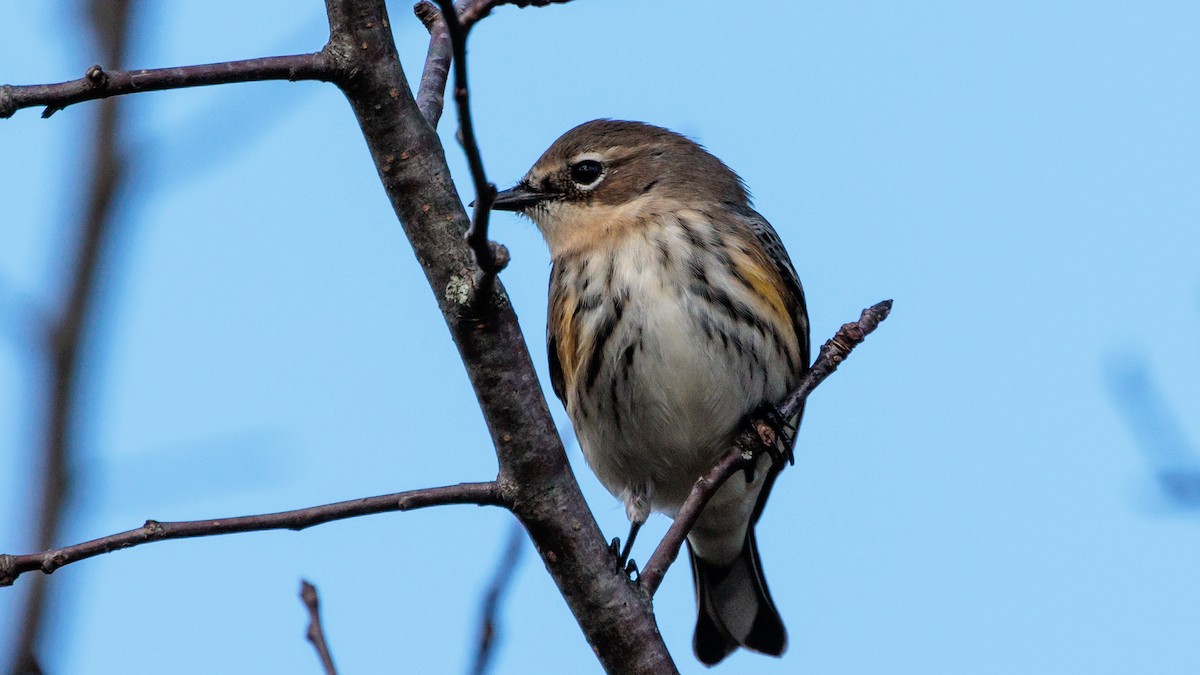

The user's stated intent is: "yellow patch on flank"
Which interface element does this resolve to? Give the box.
[729,244,798,346]
[552,287,582,394]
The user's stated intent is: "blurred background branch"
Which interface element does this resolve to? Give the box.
[8,1,134,672]
[1105,354,1200,510]
[468,520,525,675]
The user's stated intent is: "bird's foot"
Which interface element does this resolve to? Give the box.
[750,403,796,468]
[609,520,643,579]
[608,537,640,579]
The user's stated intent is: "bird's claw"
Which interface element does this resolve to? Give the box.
[608,537,639,579]
[751,403,796,467]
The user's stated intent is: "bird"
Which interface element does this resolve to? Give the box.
[491,119,809,665]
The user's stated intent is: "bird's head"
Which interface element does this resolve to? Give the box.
[493,119,748,256]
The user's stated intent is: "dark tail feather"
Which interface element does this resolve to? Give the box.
[689,530,787,666]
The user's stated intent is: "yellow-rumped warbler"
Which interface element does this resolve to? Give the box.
[493,120,809,665]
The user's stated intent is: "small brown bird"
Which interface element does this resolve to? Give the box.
[493,120,809,665]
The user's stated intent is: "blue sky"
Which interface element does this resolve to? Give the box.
[3,1,1200,673]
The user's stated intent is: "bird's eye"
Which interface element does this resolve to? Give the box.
[569,159,604,186]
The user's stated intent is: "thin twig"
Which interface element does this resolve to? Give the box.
[434,0,502,276]
[638,300,894,596]
[414,1,568,128]
[469,521,525,675]
[300,580,339,675]
[412,1,573,128]
[0,52,333,119]
[414,1,452,126]
[457,0,573,28]
[776,299,894,421]
[637,451,749,597]
[0,482,505,586]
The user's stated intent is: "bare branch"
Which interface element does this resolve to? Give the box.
[414,0,576,129]
[0,53,333,120]
[415,0,571,128]
[300,580,339,675]
[777,299,894,421]
[434,0,503,277]
[0,482,504,587]
[414,1,452,126]
[638,450,749,597]
[457,0,574,28]
[639,300,894,596]
[469,522,525,675]
[319,1,677,670]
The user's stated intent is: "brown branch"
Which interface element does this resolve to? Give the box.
[415,0,540,130]
[0,482,504,587]
[777,299,894,421]
[638,450,749,597]
[469,522,525,675]
[434,0,502,277]
[0,52,333,119]
[638,300,894,596]
[457,0,574,28]
[414,0,570,129]
[300,580,339,675]
[414,1,452,126]
[319,0,677,670]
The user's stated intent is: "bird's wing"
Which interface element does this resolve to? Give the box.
[742,206,810,371]
[736,206,810,525]
[547,332,567,404]
[546,262,568,405]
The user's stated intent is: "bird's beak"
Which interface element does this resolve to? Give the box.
[483,182,549,212]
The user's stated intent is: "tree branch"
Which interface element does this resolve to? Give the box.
[469,521,525,675]
[0,482,504,587]
[638,300,894,596]
[410,1,573,130]
[638,450,748,597]
[300,580,340,675]
[457,0,574,28]
[435,0,502,277]
[413,1,452,126]
[0,53,334,119]
[319,0,677,671]
[776,299,894,421]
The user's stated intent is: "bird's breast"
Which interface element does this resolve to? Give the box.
[549,212,801,513]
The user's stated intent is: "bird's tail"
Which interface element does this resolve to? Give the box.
[688,529,787,666]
